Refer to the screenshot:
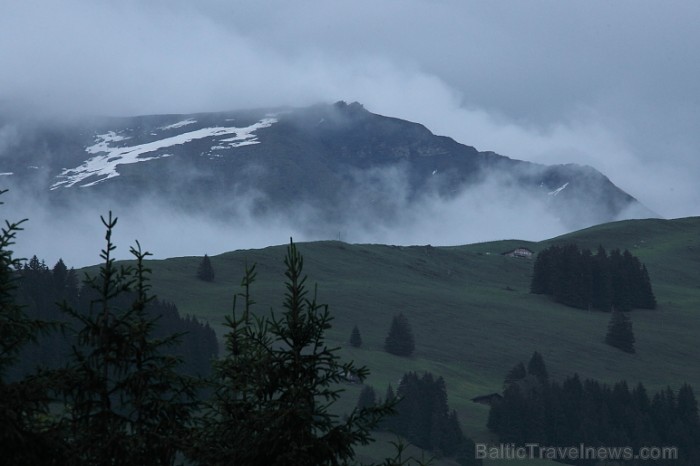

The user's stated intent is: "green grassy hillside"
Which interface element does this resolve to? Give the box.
[95,216,700,465]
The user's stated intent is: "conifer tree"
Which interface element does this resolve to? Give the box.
[503,361,527,389]
[639,265,657,309]
[350,324,363,348]
[0,192,65,465]
[191,240,394,466]
[357,385,378,410]
[196,254,215,282]
[590,245,612,311]
[527,351,548,383]
[605,308,636,353]
[392,371,480,465]
[57,212,198,466]
[384,313,415,357]
[530,247,554,295]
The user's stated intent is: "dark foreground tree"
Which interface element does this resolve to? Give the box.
[190,240,395,466]
[56,213,198,466]
[384,313,415,357]
[605,308,636,353]
[0,191,65,465]
[350,324,363,348]
[196,254,215,282]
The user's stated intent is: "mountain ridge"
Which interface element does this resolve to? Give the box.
[0,102,656,257]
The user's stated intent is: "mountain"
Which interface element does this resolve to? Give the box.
[0,101,654,241]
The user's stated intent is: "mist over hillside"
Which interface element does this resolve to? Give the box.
[0,102,654,266]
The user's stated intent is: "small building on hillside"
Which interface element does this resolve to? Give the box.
[502,247,534,259]
[471,393,503,406]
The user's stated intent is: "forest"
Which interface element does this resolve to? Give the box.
[8,255,218,382]
[530,244,656,311]
[488,354,699,465]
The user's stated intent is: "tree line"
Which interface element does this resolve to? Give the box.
[530,244,656,311]
[8,254,218,381]
[487,354,700,465]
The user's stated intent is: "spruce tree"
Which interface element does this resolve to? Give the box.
[357,385,377,410]
[590,245,612,311]
[384,313,415,357]
[0,192,65,465]
[57,213,198,466]
[392,371,480,464]
[605,309,636,353]
[527,351,548,383]
[196,254,215,282]
[503,361,527,389]
[639,265,657,309]
[191,240,394,466]
[350,324,362,347]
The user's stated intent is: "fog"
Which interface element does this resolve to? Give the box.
[2,1,699,265]
[3,161,614,268]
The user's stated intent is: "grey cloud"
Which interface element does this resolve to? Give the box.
[1,0,699,224]
[2,165,575,268]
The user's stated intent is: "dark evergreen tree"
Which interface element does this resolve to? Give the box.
[495,383,529,443]
[392,371,480,465]
[552,244,589,308]
[357,385,377,410]
[196,254,215,282]
[527,351,548,383]
[56,213,198,466]
[190,240,394,466]
[385,384,396,404]
[590,245,612,311]
[605,309,636,353]
[530,246,555,295]
[675,384,700,464]
[384,312,415,357]
[677,384,700,428]
[0,193,65,465]
[639,265,657,309]
[609,249,634,311]
[380,384,398,432]
[503,361,527,389]
[350,324,362,348]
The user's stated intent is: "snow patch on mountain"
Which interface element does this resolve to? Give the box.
[158,119,197,131]
[51,118,276,189]
[548,182,569,196]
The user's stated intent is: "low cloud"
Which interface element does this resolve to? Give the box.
[3,164,577,268]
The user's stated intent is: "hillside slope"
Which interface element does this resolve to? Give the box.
[106,217,697,451]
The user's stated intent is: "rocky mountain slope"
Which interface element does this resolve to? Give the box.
[0,101,654,237]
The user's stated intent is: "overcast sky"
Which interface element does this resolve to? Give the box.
[2,0,699,219]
